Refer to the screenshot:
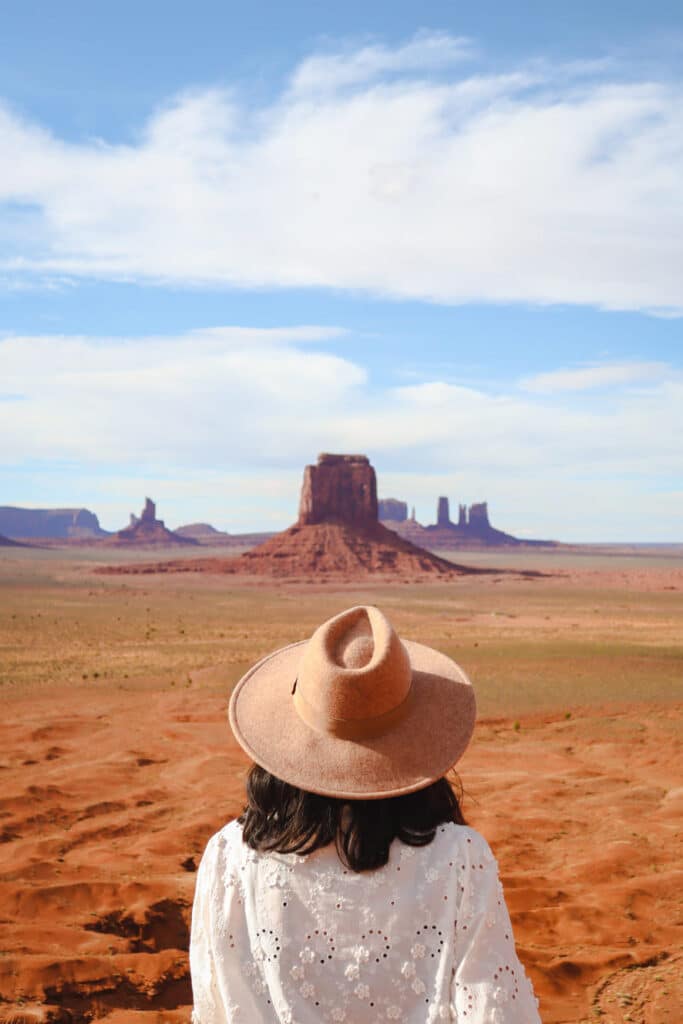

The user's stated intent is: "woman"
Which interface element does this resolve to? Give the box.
[190,605,541,1022]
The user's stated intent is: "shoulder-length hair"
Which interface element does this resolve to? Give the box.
[238,763,466,872]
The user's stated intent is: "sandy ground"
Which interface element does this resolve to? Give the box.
[0,550,682,1022]
[0,685,680,1024]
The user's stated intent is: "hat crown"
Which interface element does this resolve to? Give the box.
[336,633,374,669]
[294,606,412,735]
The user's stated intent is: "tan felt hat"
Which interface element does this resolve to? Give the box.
[228,605,476,799]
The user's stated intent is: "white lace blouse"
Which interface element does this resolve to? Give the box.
[190,819,541,1023]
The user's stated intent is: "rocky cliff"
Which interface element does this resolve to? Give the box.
[106,456,477,579]
[377,498,408,523]
[175,523,275,547]
[437,496,451,528]
[425,497,545,546]
[298,453,378,527]
[381,495,556,548]
[467,502,491,533]
[107,498,198,546]
[0,506,106,540]
[175,523,230,539]
[0,532,28,547]
[236,453,473,577]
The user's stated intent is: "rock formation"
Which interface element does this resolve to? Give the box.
[377,498,408,523]
[234,454,472,577]
[106,456,478,579]
[0,506,107,540]
[175,522,230,540]
[175,524,231,540]
[175,523,275,547]
[424,497,550,546]
[437,496,451,528]
[381,496,556,549]
[0,532,28,547]
[468,502,491,533]
[107,498,198,547]
[298,454,378,527]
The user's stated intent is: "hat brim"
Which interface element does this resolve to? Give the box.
[228,638,476,799]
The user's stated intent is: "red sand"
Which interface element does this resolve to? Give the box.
[96,521,477,579]
[96,521,552,583]
[0,683,680,1023]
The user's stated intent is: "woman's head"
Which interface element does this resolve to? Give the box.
[239,763,466,872]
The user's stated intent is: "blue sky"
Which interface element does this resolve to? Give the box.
[1,2,682,540]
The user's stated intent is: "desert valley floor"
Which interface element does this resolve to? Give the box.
[0,545,681,1023]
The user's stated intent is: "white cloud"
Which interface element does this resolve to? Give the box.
[2,328,682,539]
[0,326,365,468]
[289,31,474,94]
[1,35,683,312]
[520,361,667,392]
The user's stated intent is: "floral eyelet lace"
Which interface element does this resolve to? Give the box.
[190,820,541,1023]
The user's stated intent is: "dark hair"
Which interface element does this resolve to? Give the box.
[238,764,466,872]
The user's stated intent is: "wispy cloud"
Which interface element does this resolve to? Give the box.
[0,327,364,468]
[289,31,474,93]
[520,361,667,392]
[3,329,681,468]
[0,33,682,312]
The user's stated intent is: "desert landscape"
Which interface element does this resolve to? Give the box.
[1,534,681,1024]
[5,4,682,1021]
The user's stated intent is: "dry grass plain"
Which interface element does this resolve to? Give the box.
[0,545,681,1023]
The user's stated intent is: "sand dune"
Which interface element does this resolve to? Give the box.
[0,681,680,1023]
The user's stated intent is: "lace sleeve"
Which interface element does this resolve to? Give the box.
[189,834,229,1024]
[451,831,541,1023]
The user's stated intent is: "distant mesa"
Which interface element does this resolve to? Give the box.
[380,495,556,549]
[377,498,408,523]
[105,455,478,578]
[0,532,29,547]
[175,522,231,540]
[175,522,275,546]
[0,505,107,541]
[105,498,198,547]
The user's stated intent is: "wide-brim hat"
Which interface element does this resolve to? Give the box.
[228,605,476,799]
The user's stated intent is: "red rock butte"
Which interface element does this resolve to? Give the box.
[105,498,198,547]
[380,495,557,550]
[101,455,481,578]
[298,453,378,527]
[228,454,474,578]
